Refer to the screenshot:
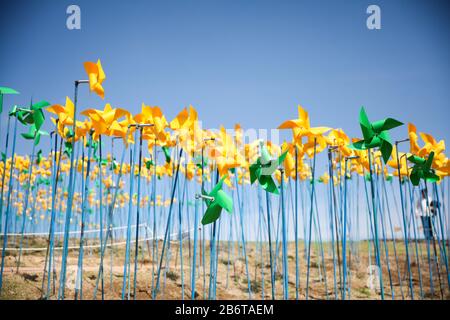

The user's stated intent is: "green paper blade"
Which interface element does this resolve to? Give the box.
[214,190,233,213]
[278,150,289,165]
[145,160,154,169]
[33,109,45,130]
[359,107,374,142]
[210,174,228,196]
[249,163,259,184]
[34,132,41,146]
[201,203,222,225]
[425,171,440,183]
[259,141,272,164]
[379,131,393,163]
[0,87,19,95]
[424,151,435,171]
[259,175,279,195]
[21,125,36,140]
[21,132,34,140]
[408,155,425,165]
[376,118,403,132]
[36,150,42,164]
[349,140,366,150]
[162,146,171,163]
[410,174,420,186]
[31,100,50,111]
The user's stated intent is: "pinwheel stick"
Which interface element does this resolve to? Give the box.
[342,155,359,299]
[0,114,18,294]
[327,146,342,299]
[279,167,289,300]
[265,190,275,300]
[0,115,11,239]
[153,147,184,299]
[133,126,145,299]
[58,78,89,299]
[305,139,317,300]
[422,182,445,299]
[394,139,414,299]
[367,149,385,299]
[294,145,299,300]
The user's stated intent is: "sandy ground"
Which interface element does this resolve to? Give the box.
[1,236,449,300]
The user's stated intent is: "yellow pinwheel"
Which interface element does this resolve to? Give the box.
[81,103,129,139]
[278,105,332,142]
[84,59,106,99]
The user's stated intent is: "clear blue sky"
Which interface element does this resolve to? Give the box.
[0,0,449,154]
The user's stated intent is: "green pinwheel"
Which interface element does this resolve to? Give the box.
[249,141,288,195]
[17,100,50,131]
[200,174,233,225]
[0,87,19,114]
[408,151,440,186]
[350,107,403,164]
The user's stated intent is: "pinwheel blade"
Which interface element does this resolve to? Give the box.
[215,190,233,213]
[21,132,35,140]
[278,150,289,165]
[349,139,366,150]
[359,107,374,142]
[162,146,171,163]
[407,154,425,165]
[33,109,45,130]
[21,125,36,140]
[424,151,435,171]
[409,168,421,186]
[0,87,19,95]
[249,163,260,185]
[424,171,440,183]
[201,203,222,225]
[379,130,393,163]
[34,132,42,146]
[259,175,279,195]
[0,87,19,114]
[375,118,403,132]
[260,143,272,164]
[210,174,227,196]
[31,100,50,111]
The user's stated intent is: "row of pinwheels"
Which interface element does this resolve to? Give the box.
[0,59,448,301]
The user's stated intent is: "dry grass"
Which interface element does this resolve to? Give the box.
[1,237,449,300]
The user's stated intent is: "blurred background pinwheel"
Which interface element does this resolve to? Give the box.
[200,174,233,225]
[408,151,440,186]
[249,140,288,194]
